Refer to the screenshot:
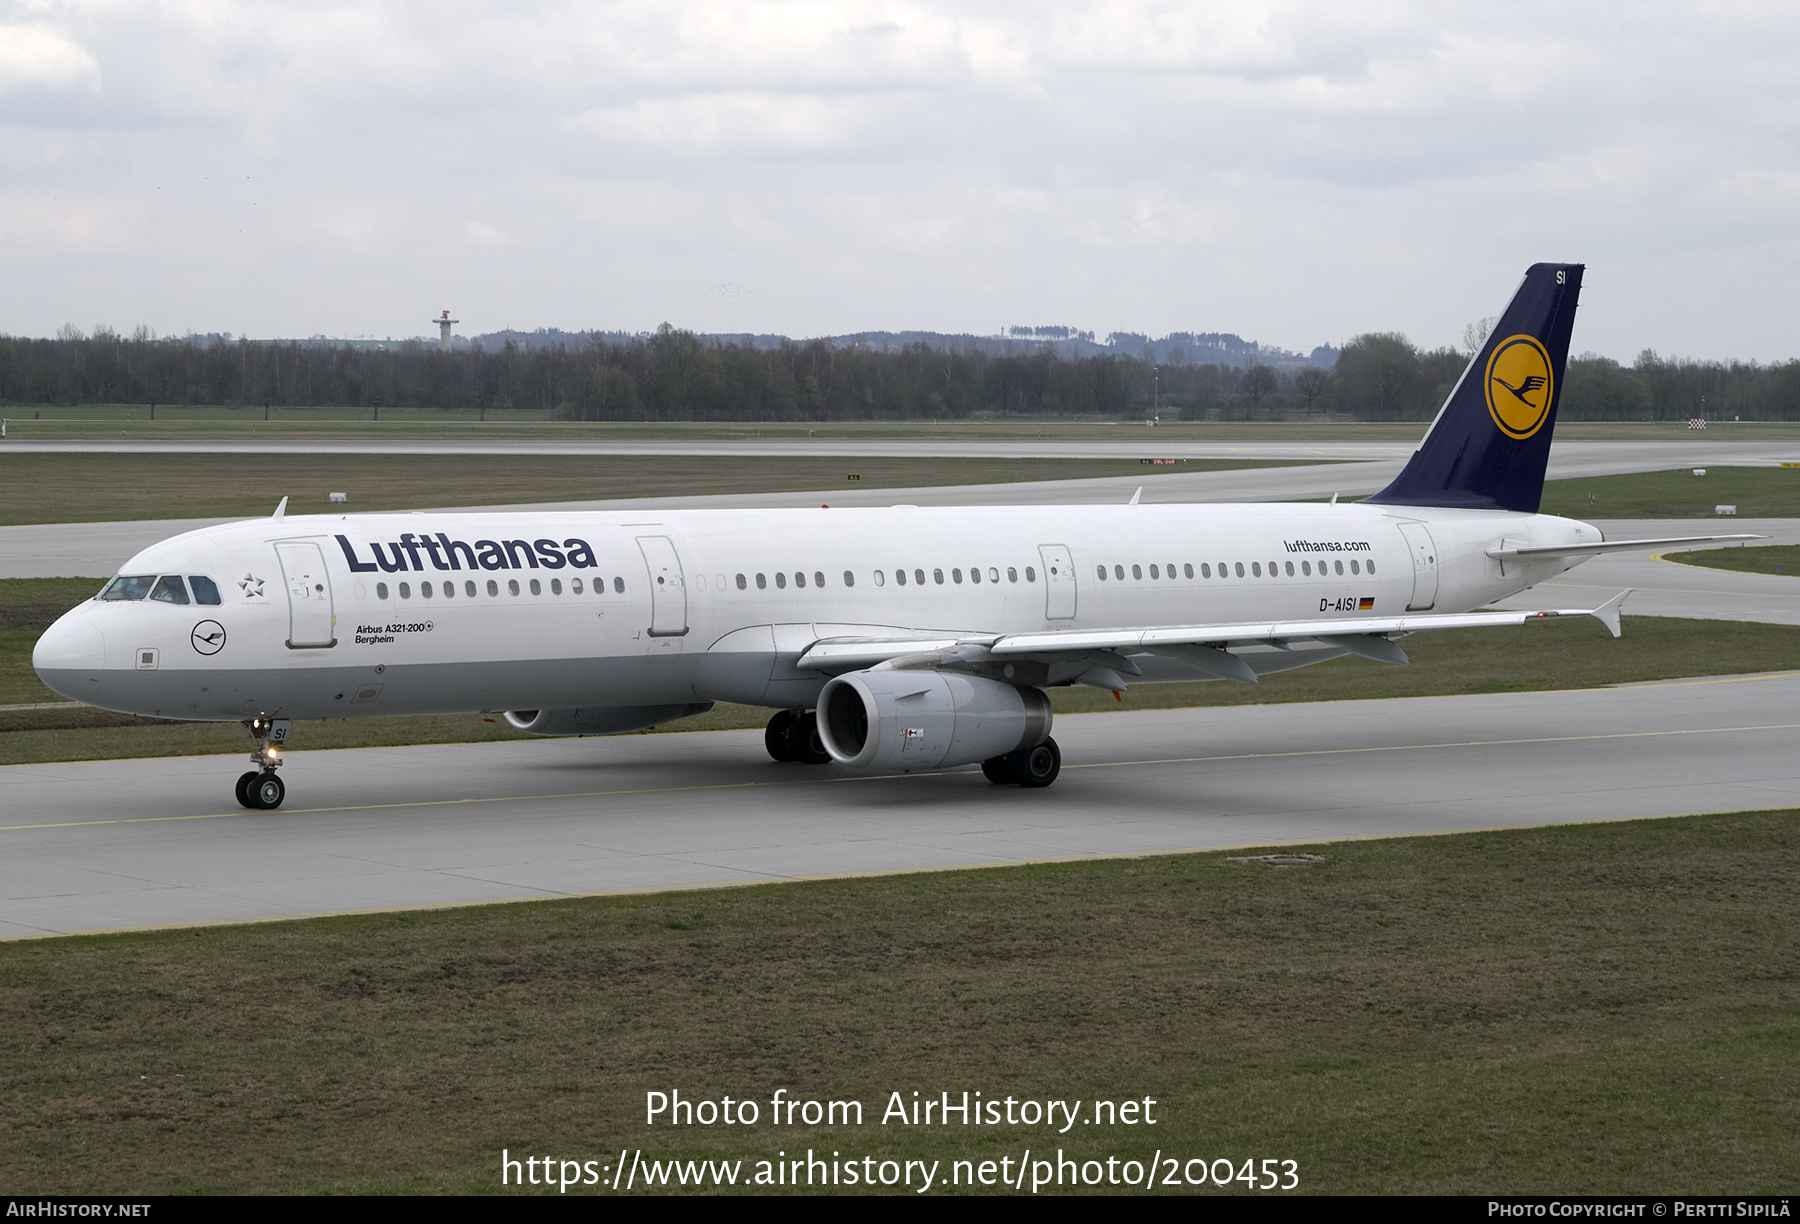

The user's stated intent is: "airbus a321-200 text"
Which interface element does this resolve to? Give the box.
[33,264,1754,809]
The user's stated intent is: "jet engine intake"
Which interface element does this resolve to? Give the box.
[816,670,1051,772]
[503,704,713,736]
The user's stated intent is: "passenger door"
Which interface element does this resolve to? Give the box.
[1397,522,1439,611]
[274,540,337,648]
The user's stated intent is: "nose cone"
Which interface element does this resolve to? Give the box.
[34,612,106,702]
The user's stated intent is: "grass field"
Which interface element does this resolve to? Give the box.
[1,809,1793,1193]
[1665,543,1800,576]
[7,408,1800,443]
[8,577,1800,765]
[1539,465,1800,519]
[0,452,1310,526]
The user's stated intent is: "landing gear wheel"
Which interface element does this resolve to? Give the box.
[234,771,260,808]
[1015,737,1062,789]
[765,709,799,762]
[785,711,832,765]
[981,755,1019,785]
[248,772,285,810]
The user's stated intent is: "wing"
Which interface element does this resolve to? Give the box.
[795,592,1632,684]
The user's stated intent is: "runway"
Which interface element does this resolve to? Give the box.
[6,435,1799,580]
[4,670,1797,938]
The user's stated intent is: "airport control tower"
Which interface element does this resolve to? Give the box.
[434,309,458,350]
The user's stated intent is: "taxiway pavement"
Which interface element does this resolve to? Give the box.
[3,671,1796,938]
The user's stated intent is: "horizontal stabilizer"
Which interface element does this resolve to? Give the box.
[1488,535,1764,560]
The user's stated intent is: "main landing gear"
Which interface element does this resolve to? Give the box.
[764,708,831,764]
[982,738,1062,788]
[236,717,291,810]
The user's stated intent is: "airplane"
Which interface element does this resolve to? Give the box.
[33,263,1757,810]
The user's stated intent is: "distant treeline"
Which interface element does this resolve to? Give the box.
[3,325,1797,422]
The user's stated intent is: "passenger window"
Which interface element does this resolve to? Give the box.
[896,569,907,586]
[989,567,999,583]
[1096,565,1107,581]
[1234,563,1244,577]
[462,580,474,597]
[1114,565,1124,581]
[1025,567,1036,582]
[189,575,222,605]
[400,582,413,599]
[551,578,563,594]
[487,579,499,596]
[100,575,157,601]
[530,578,541,595]
[151,575,190,605]
[756,573,767,589]
[736,573,747,590]
[1285,562,1295,576]
[1149,564,1159,579]
[572,578,583,594]
[915,569,926,585]
[1008,567,1018,583]
[377,582,389,599]
[1167,562,1176,578]
[952,568,963,584]
[1367,560,1376,574]
[843,570,855,588]
[815,571,825,588]
[1184,564,1194,579]
[1200,564,1210,579]
[423,581,436,599]
[613,576,625,593]
[873,570,885,587]
[794,572,805,588]
[969,566,981,584]
[509,579,520,596]
[933,569,944,585]
[1334,560,1344,575]
[775,572,787,589]
[1251,563,1261,577]
[1132,564,1142,580]
[1350,560,1359,575]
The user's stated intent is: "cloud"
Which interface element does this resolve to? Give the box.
[0,2,1797,360]
[0,23,99,90]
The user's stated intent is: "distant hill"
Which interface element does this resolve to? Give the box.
[458,326,1339,371]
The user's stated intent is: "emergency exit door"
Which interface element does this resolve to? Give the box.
[1037,544,1077,619]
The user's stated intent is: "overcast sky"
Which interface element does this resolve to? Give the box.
[1,1,1795,360]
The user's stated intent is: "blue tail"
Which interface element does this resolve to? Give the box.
[1365,262,1583,514]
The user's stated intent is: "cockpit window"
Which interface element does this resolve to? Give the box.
[151,575,190,605]
[189,576,222,605]
[99,575,157,601]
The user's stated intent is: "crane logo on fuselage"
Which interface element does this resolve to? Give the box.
[1485,335,1555,440]
[191,620,226,655]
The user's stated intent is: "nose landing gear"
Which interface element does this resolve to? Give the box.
[236,717,291,809]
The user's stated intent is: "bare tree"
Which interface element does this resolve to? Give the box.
[1462,316,1498,358]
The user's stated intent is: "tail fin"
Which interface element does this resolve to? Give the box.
[1365,262,1583,513]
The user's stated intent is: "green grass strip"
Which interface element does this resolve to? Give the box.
[0,810,1793,1193]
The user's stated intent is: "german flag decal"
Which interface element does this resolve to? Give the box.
[1358,597,1375,610]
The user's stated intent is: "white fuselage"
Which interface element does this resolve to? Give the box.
[33,501,1601,723]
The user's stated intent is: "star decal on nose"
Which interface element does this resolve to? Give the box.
[239,574,266,597]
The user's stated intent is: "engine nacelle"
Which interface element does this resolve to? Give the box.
[503,703,713,736]
[817,669,1051,772]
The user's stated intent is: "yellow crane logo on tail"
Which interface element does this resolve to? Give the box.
[1485,335,1555,439]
